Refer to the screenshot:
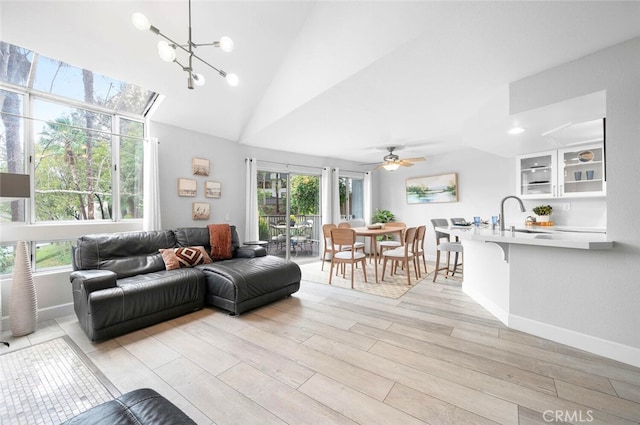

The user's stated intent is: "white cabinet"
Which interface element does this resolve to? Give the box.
[516,143,605,199]
[516,151,557,198]
[558,144,606,197]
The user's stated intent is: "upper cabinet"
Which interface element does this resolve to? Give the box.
[517,151,557,198]
[516,143,605,199]
[559,143,606,197]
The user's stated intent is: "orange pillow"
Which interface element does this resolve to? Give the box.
[160,246,212,270]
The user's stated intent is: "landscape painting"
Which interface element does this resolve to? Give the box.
[406,173,458,204]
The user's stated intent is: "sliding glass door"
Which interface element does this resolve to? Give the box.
[257,170,320,262]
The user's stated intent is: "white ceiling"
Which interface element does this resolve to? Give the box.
[1,1,639,165]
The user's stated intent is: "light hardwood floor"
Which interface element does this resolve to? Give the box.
[5,266,640,425]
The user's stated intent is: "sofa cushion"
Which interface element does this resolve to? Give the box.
[174,225,240,256]
[159,246,212,270]
[74,230,176,278]
[208,224,233,260]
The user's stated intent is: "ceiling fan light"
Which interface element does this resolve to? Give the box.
[225,73,239,87]
[132,12,151,31]
[218,36,234,52]
[383,163,400,171]
[157,40,176,62]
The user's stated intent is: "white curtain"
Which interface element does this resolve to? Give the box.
[245,157,259,242]
[364,171,372,225]
[143,137,161,231]
[331,168,341,223]
[321,167,332,225]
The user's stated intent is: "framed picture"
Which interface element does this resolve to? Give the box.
[406,173,458,204]
[177,178,197,197]
[192,157,210,176]
[205,181,222,198]
[192,202,210,220]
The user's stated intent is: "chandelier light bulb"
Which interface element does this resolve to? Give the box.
[192,73,206,86]
[218,36,234,52]
[131,13,151,31]
[157,41,176,62]
[225,73,239,87]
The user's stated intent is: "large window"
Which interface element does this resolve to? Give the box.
[0,40,156,273]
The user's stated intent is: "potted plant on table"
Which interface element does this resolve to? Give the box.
[532,205,552,223]
[372,209,395,240]
[289,214,297,227]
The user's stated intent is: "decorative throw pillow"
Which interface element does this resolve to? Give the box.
[208,223,233,260]
[160,246,213,270]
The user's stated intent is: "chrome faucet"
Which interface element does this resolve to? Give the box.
[499,195,526,232]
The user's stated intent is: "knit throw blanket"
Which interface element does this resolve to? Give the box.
[208,224,233,260]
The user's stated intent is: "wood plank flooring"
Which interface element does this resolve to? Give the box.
[6,265,640,425]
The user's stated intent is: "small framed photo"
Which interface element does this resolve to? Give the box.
[192,157,210,176]
[192,202,210,220]
[178,178,197,197]
[205,181,222,198]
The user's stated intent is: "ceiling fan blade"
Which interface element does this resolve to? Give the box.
[359,161,383,166]
[398,161,414,167]
[373,163,387,170]
[401,157,426,162]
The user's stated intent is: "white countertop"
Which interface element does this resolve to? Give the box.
[437,225,613,250]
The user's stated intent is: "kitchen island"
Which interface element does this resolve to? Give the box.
[434,225,625,364]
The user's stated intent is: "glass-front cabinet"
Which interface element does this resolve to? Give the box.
[516,151,557,198]
[559,144,606,197]
[516,143,605,199]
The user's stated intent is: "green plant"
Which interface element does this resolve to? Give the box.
[372,209,394,223]
[532,205,553,216]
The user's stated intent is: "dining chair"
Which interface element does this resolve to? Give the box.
[336,221,366,254]
[431,218,463,282]
[410,225,428,277]
[381,226,418,286]
[377,222,406,263]
[321,224,338,270]
[329,228,368,288]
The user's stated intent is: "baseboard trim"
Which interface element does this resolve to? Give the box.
[1,303,74,332]
[462,285,509,326]
[508,314,640,368]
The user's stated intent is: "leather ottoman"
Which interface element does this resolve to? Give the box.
[61,388,196,424]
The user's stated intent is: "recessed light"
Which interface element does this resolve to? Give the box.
[508,127,525,135]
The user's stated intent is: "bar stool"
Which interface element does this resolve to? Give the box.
[430,218,463,282]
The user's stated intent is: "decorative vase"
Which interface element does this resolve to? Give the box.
[536,215,550,223]
[9,241,38,336]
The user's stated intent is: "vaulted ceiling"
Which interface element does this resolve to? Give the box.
[2,1,639,164]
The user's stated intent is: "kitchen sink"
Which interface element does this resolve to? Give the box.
[513,228,550,234]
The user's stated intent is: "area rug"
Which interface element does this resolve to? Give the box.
[0,336,118,424]
[300,260,432,299]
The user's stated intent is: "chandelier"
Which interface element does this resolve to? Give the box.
[132,0,239,90]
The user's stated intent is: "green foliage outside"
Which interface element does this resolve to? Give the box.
[290,175,319,215]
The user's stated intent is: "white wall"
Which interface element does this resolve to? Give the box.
[505,37,640,358]
[375,147,514,260]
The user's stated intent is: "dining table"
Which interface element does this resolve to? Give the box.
[352,226,406,283]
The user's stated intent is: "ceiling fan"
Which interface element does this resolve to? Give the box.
[367,147,426,171]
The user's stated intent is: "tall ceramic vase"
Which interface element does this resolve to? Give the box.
[9,241,37,336]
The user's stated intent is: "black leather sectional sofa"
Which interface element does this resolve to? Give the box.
[70,225,301,341]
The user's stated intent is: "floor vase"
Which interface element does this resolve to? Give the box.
[10,241,37,336]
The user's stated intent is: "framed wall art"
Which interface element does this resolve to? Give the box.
[205,181,222,198]
[192,157,210,176]
[192,202,210,220]
[406,173,458,204]
[177,178,197,197]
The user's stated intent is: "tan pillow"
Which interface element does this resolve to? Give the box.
[160,246,213,270]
